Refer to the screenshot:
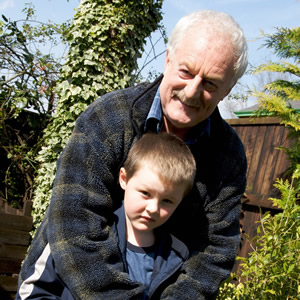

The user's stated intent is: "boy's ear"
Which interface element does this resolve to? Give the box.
[119,167,127,190]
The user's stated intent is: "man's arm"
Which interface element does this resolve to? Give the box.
[161,126,247,300]
[46,96,145,299]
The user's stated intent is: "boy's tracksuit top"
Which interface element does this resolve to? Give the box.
[16,204,189,299]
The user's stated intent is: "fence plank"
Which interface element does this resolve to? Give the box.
[0,244,27,260]
[0,214,32,232]
[0,228,31,246]
[0,258,23,274]
[0,275,18,292]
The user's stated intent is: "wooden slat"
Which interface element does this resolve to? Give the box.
[0,244,27,260]
[227,117,281,125]
[22,201,32,217]
[254,125,276,195]
[0,275,18,293]
[243,125,259,179]
[233,205,261,274]
[260,125,284,195]
[0,214,32,232]
[253,126,274,194]
[0,258,23,274]
[272,128,291,181]
[0,228,31,246]
[235,125,247,148]
[245,125,267,194]
[242,193,281,210]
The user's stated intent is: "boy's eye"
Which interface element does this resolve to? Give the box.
[141,191,151,197]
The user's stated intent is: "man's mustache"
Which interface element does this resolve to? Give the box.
[172,90,202,108]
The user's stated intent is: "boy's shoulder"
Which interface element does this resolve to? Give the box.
[156,227,189,261]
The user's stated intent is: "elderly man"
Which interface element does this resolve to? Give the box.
[18,10,248,300]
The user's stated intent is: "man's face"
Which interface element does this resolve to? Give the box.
[160,29,236,134]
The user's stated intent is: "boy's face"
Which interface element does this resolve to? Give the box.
[119,163,186,245]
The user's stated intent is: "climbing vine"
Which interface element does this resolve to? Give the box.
[32,0,163,227]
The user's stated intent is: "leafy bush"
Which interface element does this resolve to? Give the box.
[218,173,299,299]
[217,26,300,300]
[0,4,68,208]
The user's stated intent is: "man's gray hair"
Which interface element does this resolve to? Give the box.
[168,10,248,84]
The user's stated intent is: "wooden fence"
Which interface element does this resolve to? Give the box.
[0,200,32,299]
[0,117,293,297]
[227,117,292,273]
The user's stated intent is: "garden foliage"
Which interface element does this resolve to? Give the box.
[0,4,68,207]
[217,27,299,299]
[32,0,163,227]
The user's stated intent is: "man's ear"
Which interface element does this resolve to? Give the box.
[164,49,171,72]
[119,167,127,190]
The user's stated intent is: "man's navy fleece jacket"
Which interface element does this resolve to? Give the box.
[18,76,247,299]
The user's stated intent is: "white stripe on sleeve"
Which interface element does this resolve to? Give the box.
[19,243,51,299]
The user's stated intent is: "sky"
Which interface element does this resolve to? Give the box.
[1,0,299,117]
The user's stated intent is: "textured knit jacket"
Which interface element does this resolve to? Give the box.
[18,75,247,300]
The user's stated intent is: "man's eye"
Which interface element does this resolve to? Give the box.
[203,80,217,92]
[179,69,192,78]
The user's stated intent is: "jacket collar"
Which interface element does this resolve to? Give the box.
[113,203,189,261]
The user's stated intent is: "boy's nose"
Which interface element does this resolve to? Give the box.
[146,200,159,214]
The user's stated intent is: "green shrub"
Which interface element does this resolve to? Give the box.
[218,173,299,299]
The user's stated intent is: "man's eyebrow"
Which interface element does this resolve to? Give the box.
[205,75,223,82]
[178,60,193,70]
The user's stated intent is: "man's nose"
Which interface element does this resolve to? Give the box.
[184,77,203,99]
[146,200,159,214]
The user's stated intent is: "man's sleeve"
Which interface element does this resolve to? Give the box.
[161,139,247,300]
[46,101,144,300]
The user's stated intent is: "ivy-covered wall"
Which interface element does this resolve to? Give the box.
[32,0,163,227]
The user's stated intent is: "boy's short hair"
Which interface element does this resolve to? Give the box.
[123,132,196,195]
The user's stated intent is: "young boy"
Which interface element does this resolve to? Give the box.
[16,132,196,300]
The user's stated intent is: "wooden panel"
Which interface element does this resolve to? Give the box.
[227,117,281,125]
[0,244,27,260]
[227,117,293,276]
[243,125,259,179]
[0,228,31,246]
[0,275,18,293]
[245,125,267,194]
[254,125,276,195]
[233,204,263,274]
[0,258,23,274]
[0,214,32,232]
[242,193,280,210]
[259,125,284,195]
[239,206,260,258]
[229,119,292,199]
[272,128,291,182]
